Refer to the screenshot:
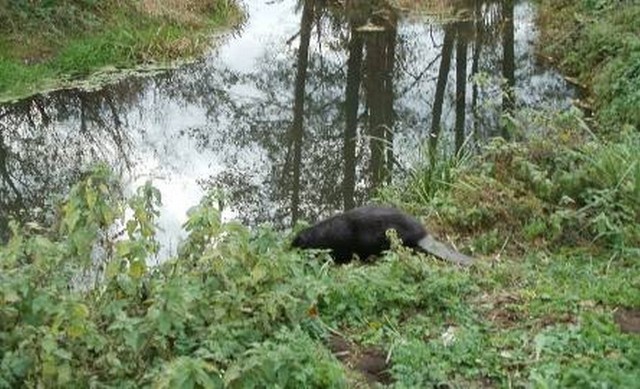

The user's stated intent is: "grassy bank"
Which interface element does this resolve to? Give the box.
[375,112,640,385]
[537,0,640,131]
[1,145,638,386]
[0,0,240,102]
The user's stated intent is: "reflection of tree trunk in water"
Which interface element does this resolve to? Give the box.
[429,25,454,153]
[366,25,396,190]
[78,95,100,157]
[104,94,133,170]
[454,25,468,154]
[342,29,364,211]
[366,32,384,189]
[471,0,483,140]
[79,96,88,136]
[33,98,51,126]
[290,0,314,225]
[0,131,22,203]
[383,27,396,185]
[502,0,515,139]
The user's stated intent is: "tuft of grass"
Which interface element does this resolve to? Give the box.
[537,0,640,131]
[0,0,240,101]
[380,109,639,261]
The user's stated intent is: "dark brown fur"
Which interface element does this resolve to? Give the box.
[292,206,473,266]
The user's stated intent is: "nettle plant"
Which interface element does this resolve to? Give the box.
[1,165,481,388]
[0,165,348,387]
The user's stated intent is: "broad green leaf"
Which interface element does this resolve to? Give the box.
[130,259,146,279]
[3,289,20,303]
[41,359,57,381]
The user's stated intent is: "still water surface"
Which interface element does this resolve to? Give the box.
[0,0,574,259]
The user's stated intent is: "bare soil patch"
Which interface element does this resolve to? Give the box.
[327,334,393,386]
[614,308,640,334]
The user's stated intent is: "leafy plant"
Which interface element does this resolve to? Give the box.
[2,152,639,387]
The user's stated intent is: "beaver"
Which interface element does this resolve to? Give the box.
[292,206,473,266]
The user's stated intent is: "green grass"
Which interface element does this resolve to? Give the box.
[1,161,638,387]
[537,0,640,131]
[0,0,240,101]
[380,124,640,258]
[375,110,638,386]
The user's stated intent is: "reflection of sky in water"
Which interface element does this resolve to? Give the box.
[118,0,299,256]
[514,2,570,107]
[115,1,566,257]
[119,1,308,258]
[1,0,575,261]
[122,93,209,260]
[394,1,572,167]
[218,0,300,71]
[122,86,252,259]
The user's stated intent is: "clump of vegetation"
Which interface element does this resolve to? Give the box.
[2,155,638,387]
[380,113,639,255]
[0,166,473,387]
[0,165,341,387]
[0,0,240,101]
[537,0,640,131]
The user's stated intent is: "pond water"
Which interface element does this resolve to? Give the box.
[0,0,574,260]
